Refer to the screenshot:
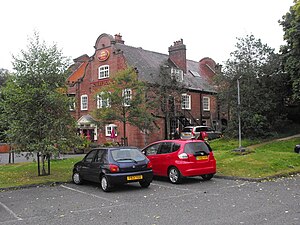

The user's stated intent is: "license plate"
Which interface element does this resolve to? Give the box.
[127,175,143,181]
[196,155,208,160]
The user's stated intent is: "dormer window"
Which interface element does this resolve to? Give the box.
[98,65,109,79]
[171,67,183,82]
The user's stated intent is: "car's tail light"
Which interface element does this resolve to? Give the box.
[178,153,188,159]
[147,161,152,169]
[109,164,119,172]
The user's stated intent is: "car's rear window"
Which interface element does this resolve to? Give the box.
[195,127,209,132]
[111,148,146,162]
[184,142,212,154]
[182,127,193,132]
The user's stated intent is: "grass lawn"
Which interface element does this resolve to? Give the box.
[1,137,300,189]
[0,156,83,189]
[210,137,300,178]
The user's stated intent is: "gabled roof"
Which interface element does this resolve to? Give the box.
[115,43,216,93]
[67,61,88,85]
[77,114,96,125]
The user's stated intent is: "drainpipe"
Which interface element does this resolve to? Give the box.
[199,93,202,125]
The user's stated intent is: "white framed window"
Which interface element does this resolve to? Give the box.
[122,88,132,107]
[171,67,183,82]
[97,92,111,109]
[203,96,210,111]
[69,95,76,111]
[181,94,191,109]
[105,124,118,137]
[81,95,88,110]
[98,65,109,79]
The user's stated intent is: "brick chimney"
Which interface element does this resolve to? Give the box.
[168,39,186,73]
[114,33,125,44]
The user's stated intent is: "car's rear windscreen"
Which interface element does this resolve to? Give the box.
[181,127,193,132]
[184,142,212,154]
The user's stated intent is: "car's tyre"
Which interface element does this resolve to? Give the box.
[72,171,83,185]
[100,175,112,192]
[139,180,151,188]
[201,174,214,181]
[168,167,182,184]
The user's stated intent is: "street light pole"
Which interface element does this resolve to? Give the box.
[237,78,242,149]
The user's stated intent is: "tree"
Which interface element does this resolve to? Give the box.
[215,35,289,138]
[279,0,300,103]
[149,63,187,139]
[0,68,11,142]
[0,68,10,86]
[93,67,156,145]
[0,32,77,175]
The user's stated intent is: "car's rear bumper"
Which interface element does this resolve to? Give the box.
[106,170,153,185]
[178,161,216,177]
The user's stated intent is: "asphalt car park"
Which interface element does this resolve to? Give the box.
[1,175,299,225]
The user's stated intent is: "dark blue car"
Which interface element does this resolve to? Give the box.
[72,147,153,192]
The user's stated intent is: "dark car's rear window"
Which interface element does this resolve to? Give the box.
[184,142,212,154]
[111,148,146,162]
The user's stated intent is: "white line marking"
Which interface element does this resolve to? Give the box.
[60,185,115,203]
[0,201,23,221]
[219,181,248,190]
[71,203,126,213]
[151,183,190,191]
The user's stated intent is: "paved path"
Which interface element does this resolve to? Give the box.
[0,152,85,164]
[247,133,300,150]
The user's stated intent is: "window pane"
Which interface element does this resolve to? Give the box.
[123,88,132,106]
[81,95,88,110]
[181,94,191,109]
[203,97,210,111]
[98,65,109,79]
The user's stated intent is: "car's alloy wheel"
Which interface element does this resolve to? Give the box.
[201,174,214,181]
[168,167,182,184]
[100,175,111,192]
[139,180,151,188]
[72,171,83,185]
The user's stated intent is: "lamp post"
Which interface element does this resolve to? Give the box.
[237,78,242,149]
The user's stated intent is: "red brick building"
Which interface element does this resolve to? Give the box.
[67,33,221,148]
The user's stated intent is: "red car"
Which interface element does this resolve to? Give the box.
[141,139,216,184]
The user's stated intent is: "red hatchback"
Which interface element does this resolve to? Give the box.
[141,139,216,184]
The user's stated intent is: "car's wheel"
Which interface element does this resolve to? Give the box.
[100,175,112,192]
[168,167,182,184]
[139,180,151,188]
[201,174,214,181]
[72,171,83,185]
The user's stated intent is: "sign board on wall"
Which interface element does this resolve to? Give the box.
[97,49,110,62]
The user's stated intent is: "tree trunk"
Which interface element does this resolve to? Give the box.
[41,154,46,175]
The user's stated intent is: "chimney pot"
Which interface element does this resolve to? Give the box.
[114,33,125,44]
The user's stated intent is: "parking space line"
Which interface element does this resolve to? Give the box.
[0,201,23,221]
[71,203,126,213]
[151,183,190,191]
[60,185,116,203]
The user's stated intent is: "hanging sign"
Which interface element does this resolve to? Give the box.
[97,49,110,62]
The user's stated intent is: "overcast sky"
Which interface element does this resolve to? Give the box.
[0,0,294,71]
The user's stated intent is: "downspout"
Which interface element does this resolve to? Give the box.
[199,93,202,125]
